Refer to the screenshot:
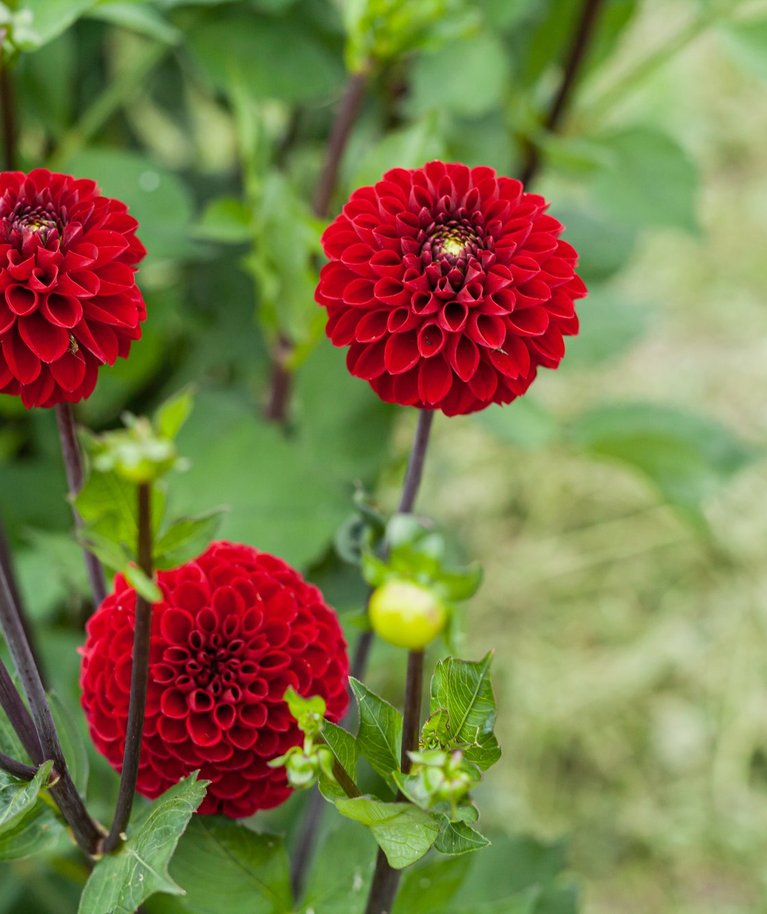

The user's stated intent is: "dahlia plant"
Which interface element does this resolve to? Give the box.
[0,0,740,914]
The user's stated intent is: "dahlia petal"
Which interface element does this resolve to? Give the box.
[384,330,420,375]
[0,297,15,333]
[507,307,549,337]
[417,322,445,358]
[447,334,480,382]
[6,284,37,315]
[417,357,452,405]
[438,302,468,333]
[356,310,390,343]
[20,371,55,409]
[347,338,387,380]
[41,293,83,328]
[468,361,498,401]
[469,314,507,349]
[18,313,70,362]
[3,330,41,383]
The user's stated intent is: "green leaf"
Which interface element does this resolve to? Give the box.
[322,720,359,780]
[164,817,292,914]
[300,822,377,914]
[153,510,226,570]
[187,9,343,103]
[475,396,559,451]
[87,2,182,44]
[553,205,637,285]
[194,197,252,244]
[0,761,53,836]
[49,692,88,794]
[430,654,501,770]
[0,800,63,861]
[171,373,394,570]
[586,128,699,233]
[567,402,755,525]
[450,887,541,914]
[78,773,208,914]
[408,32,510,118]
[350,115,447,190]
[350,678,403,780]
[721,17,767,82]
[124,565,163,603]
[23,0,98,47]
[562,286,652,369]
[155,389,196,442]
[335,797,440,869]
[393,854,473,914]
[435,817,490,855]
[284,687,326,736]
[65,148,195,262]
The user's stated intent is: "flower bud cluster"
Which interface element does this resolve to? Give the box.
[270,739,336,790]
[407,748,480,816]
[90,413,185,484]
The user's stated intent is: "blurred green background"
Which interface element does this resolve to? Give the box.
[2,0,767,911]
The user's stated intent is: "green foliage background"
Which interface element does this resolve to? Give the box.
[0,0,766,911]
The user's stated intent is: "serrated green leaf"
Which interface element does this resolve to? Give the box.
[165,816,292,914]
[435,817,490,855]
[155,389,196,442]
[350,678,402,780]
[78,773,208,914]
[430,655,501,770]
[335,796,440,869]
[153,509,226,570]
[0,761,52,836]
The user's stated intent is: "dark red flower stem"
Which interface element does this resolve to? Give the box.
[0,656,43,761]
[265,69,369,426]
[55,404,107,608]
[520,0,607,185]
[0,50,16,172]
[0,518,47,687]
[0,558,103,853]
[103,481,153,853]
[351,408,435,679]
[0,750,37,781]
[290,409,435,900]
[313,71,369,220]
[363,651,424,914]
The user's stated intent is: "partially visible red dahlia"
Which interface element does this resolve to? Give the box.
[0,169,146,408]
[80,541,349,818]
[316,161,587,416]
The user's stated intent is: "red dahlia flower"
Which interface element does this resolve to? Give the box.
[80,541,349,818]
[315,161,587,415]
[0,169,146,408]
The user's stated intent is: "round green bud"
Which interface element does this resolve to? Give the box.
[369,579,447,650]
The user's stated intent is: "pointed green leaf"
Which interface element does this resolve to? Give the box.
[155,388,196,442]
[124,565,163,603]
[430,655,501,770]
[322,721,358,780]
[350,678,402,780]
[334,796,440,869]
[78,773,207,914]
[435,817,490,855]
[0,761,53,836]
[165,817,292,914]
[153,509,226,570]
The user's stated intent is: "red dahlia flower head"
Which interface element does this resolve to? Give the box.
[80,541,349,818]
[0,169,147,408]
[315,161,587,416]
